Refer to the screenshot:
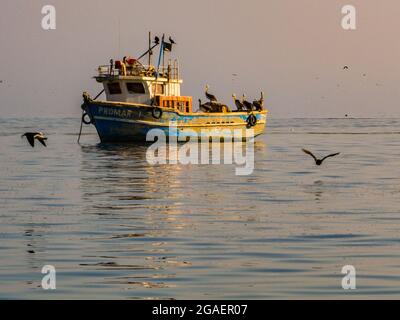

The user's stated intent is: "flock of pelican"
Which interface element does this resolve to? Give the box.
[199,85,264,113]
[20,87,340,166]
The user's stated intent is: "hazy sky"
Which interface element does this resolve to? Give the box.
[1,0,400,117]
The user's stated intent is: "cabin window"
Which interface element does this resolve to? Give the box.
[107,82,122,94]
[126,82,146,94]
[151,83,164,95]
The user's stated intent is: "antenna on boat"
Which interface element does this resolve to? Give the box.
[137,33,160,62]
[148,31,152,66]
[151,34,165,106]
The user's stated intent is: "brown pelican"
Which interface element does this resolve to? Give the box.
[232,94,245,111]
[252,92,264,111]
[205,85,218,102]
[302,149,340,166]
[21,132,47,148]
[242,94,253,111]
[198,99,212,112]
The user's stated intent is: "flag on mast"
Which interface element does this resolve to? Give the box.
[163,41,172,52]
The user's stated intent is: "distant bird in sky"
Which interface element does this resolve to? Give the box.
[232,94,245,111]
[169,36,176,44]
[242,94,253,111]
[205,84,217,102]
[154,36,160,44]
[302,149,340,166]
[21,132,47,148]
[343,65,349,70]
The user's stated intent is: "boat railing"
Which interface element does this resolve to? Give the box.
[97,60,179,80]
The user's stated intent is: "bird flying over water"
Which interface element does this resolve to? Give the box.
[205,85,218,102]
[302,149,340,165]
[21,132,47,148]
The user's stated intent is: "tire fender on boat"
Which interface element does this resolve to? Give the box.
[246,113,257,128]
[152,107,163,119]
[82,112,92,125]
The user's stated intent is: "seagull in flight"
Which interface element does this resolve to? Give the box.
[302,149,340,165]
[21,132,48,148]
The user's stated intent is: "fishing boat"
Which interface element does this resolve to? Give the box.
[80,34,268,142]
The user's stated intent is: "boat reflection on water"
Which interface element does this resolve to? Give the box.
[79,140,268,217]
[77,140,268,297]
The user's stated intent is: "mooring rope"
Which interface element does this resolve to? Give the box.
[93,89,105,101]
[77,89,103,144]
[77,109,84,144]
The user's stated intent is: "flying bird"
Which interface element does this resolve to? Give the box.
[302,148,340,166]
[232,94,245,111]
[205,85,218,102]
[343,65,349,70]
[21,132,48,148]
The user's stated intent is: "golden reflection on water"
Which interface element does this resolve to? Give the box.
[3,118,400,298]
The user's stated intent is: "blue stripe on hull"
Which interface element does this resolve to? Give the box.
[93,118,170,142]
[84,102,266,142]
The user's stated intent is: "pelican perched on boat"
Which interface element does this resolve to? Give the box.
[232,94,245,111]
[205,85,218,102]
[252,92,264,111]
[242,94,253,111]
[198,99,212,112]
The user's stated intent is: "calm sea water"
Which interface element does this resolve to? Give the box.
[1,117,400,299]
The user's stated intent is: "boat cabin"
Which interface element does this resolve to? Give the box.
[95,58,193,113]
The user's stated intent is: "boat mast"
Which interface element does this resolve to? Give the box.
[148,31,152,67]
[151,34,165,105]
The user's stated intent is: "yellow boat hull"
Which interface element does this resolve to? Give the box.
[82,100,268,142]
